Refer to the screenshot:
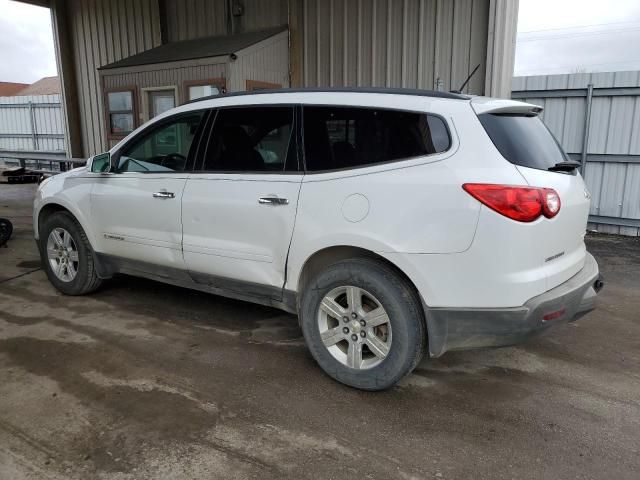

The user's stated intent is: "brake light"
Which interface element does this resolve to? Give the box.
[462,184,561,222]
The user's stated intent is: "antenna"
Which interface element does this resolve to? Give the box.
[452,64,481,94]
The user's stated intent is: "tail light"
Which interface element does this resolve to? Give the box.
[462,184,561,222]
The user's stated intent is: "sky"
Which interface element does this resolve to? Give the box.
[1,0,640,83]
[516,0,640,76]
[0,0,56,84]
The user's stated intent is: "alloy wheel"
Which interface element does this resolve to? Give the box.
[46,227,79,282]
[317,285,392,369]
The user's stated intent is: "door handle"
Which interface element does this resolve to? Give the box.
[258,196,289,206]
[153,191,175,199]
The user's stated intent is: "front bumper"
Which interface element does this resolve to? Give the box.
[426,252,601,357]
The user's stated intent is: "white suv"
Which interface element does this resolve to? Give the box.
[34,88,602,390]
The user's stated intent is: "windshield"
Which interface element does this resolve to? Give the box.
[478,113,568,171]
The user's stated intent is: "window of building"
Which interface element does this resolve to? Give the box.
[198,106,295,172]
[184,79,226,101]
[106,89,136,138]
[116,111,205,173]
[302,106,451,171]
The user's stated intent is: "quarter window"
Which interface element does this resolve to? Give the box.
[302,106,450,171]
[116,112,205,172]
[198,106,295,172]
[106,90,135,137]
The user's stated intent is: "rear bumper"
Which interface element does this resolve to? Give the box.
[426,252,601,357]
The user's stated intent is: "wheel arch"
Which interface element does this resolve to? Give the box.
[36,201,99,252]
[294,245,429,338]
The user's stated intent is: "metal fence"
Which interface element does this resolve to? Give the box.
[512,71,640,236]
[0,94,73,173]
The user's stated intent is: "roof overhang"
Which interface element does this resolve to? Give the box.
[13,0,50,7]
[98,26,287,71]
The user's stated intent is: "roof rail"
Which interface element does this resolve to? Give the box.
[185,86,470,105]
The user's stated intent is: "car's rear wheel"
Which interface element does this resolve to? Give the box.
[39,211,102,295]
[299,258,425,390]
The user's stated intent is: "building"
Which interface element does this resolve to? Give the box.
[15,76,61,96]
[0,82,29,96]
[18,0,519,158]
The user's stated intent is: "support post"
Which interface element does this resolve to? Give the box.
[28,102,38,150]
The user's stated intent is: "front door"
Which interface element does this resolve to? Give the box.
[181,106,302,299]
[91,110,207,269]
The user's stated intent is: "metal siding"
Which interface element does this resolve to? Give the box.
[587,97,611,153]
[230,33,290,90]
[66,0,161,155]
[165,0,227,42]
[583,162,603,216]
[598,163,626,217]
[0,95,65,152]
[622,164,640,220]
[299,0,491,93]
[561,97,586,153]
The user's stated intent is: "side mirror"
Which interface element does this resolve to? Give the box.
[89,152,111,173]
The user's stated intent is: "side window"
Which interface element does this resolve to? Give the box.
[303,106,451,171]
[199,106,295,172]
[116,111,205,173]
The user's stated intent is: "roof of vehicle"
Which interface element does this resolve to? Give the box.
[185,87,471,105]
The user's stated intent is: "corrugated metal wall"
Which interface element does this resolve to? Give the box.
[63,0,161,155]
[512,71,640,236]
[228,31,290,91]
[164,0,289,42]
[299,0,489,94]
[0,94,65,152]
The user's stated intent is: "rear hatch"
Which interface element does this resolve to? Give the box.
[472,98,591,291]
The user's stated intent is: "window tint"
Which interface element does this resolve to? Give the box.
[478,113,568,171]
[199,106,295,172]
[303,106,450,171]
[117,112,205,172]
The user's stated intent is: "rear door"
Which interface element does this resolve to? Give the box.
[475,107,591,289]
[181,105,302,298]
[90,110,207,269]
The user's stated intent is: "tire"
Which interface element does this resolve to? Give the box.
[299,258,426,390]
[0,218,13,246]
[38,211,102,295]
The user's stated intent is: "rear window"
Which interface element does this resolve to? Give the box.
[478,113,568,171]
[303,106,450,171]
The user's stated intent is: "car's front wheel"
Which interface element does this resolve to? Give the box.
[299,258,426,390]
[39,211,102,295]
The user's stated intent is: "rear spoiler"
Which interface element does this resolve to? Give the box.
[471,97,543,116]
